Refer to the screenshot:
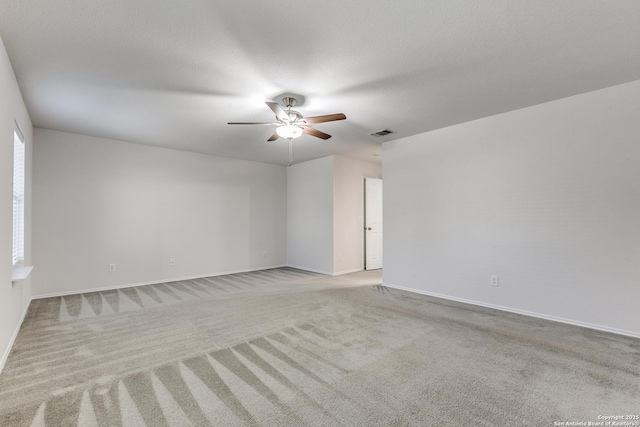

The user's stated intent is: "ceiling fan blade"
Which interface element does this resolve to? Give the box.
[227,122,276,125]
[302,113,346,124]
[267,131,280,142]
[302,126,332,140]
[266,102,290,122]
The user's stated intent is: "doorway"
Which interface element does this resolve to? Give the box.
[364,178,383,270]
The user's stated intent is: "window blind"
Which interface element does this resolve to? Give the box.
[13,128,25,266]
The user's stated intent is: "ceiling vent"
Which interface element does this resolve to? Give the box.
[369,129,394,137]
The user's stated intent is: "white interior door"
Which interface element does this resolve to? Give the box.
[365,178,383,270]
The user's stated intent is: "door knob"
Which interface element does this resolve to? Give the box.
[366,227,372,230]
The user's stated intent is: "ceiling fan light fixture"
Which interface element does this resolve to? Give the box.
[276,124,303,139]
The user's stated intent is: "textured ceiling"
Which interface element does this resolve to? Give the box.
[1,1,639,165]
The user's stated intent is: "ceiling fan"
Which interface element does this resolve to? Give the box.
[228,97,346,141]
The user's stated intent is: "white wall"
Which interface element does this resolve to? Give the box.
[32,129,287,296]
[286,156,334,274]
[286,155,381,275]
[383,79,640,337]
[333,156,382,274]
[0,35,33,371]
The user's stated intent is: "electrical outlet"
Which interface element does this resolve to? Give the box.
[491,275,499,287]
[169,258,175,265]
[109,264,116,273]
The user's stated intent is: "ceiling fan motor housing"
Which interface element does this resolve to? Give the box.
[286,110,303,123]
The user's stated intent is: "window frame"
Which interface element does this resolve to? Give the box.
[12,124,25,267]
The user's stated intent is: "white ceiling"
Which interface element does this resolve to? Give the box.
[1,1,639,165]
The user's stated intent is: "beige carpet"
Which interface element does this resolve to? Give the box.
[0,268,638,426]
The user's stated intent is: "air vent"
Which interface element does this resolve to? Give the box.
[369,129,394,137]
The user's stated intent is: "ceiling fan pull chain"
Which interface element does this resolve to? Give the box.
[288,139,293,167]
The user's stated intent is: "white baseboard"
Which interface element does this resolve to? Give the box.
[0,297,32,374]
[333,268,364,276]
[32,265,287,300]
[383,282,640,340]
[286,265,365,276]
[286,265,333,276]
